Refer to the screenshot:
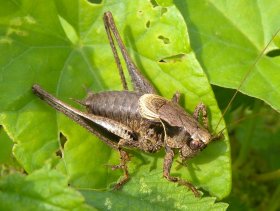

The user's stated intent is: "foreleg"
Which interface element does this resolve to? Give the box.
[193,102,209,129]
[163,146,200,197]
[171,91,181,103]
[112,148,131,189]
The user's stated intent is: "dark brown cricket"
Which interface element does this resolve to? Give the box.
[32,11,221,197]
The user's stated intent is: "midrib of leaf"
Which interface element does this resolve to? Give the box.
[55,50,76,96]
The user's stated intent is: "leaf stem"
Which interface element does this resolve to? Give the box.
[251,169,280,182]
[233,100,262,169]
[267,184,280,211]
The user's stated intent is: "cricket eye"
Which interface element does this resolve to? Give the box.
[189,139,205,150]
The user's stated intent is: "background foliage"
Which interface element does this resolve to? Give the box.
[0,0,280,210]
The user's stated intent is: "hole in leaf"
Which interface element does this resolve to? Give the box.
[266,49,280,57]
[161,8,168,16]
[56,132,67,157]
[150,0,158,7]
[146,20,151,28]
[56,150,62,158]
[87,0,102,4]
[158,54,186,63]
[158,35,170,44]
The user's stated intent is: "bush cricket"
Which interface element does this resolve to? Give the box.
[32,11,278,197]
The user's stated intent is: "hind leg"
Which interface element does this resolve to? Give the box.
[103,12,157,94]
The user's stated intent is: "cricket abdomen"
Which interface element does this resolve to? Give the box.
[84,91,143,131]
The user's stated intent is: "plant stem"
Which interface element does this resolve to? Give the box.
[267,184,280,211]
[252,169,280,182]
[233,100,262,169]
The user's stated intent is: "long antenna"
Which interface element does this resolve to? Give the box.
[214,28,280,133]
[215,111,265,136]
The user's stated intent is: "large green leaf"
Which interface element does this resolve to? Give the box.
[82,161,228,210]
[175,0,280,112]
[0,166,94,210]
[0,0,230,207]
[0,126,13,164]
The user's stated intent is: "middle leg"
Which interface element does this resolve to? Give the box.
[110,138,142,189]
[112,148,131,189]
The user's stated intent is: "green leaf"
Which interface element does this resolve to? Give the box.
[175,0,280,112]
[0,125,23,177]
[235,103,280,169]
[224,103,280,210]
[0,0,230,205]
[0,126,13,164]
[81,161,228,210]
[0,166,95,210]
[154,0,174,7]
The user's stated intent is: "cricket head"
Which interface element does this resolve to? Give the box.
[178,126,212,159]
[139,94,213,158]
[189,127,212,149]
